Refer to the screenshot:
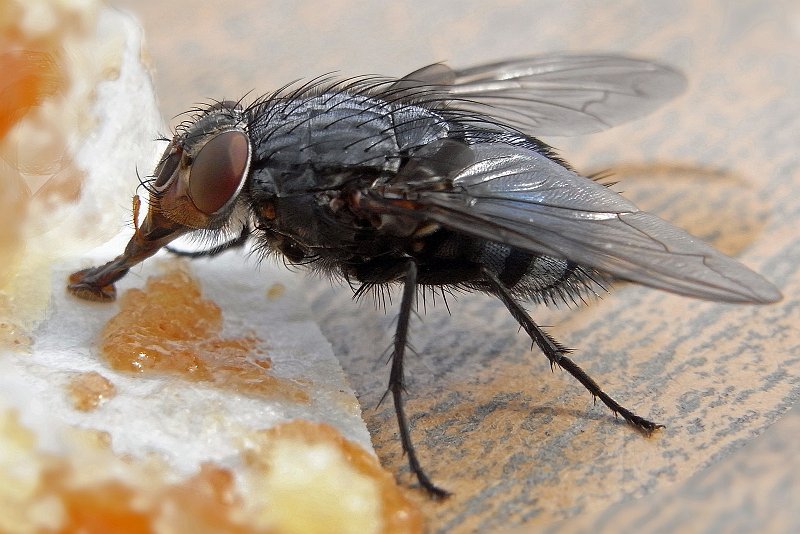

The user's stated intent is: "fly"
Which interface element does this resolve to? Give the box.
[67,54,782,497]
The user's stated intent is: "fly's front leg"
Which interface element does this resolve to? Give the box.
[386,259,450,498]
[482,268,662,434]
[165,225,250,258]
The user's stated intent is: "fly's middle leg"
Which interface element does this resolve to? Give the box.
[384,258,450,498]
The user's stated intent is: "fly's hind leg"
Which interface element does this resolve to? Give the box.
[481,268,662,434]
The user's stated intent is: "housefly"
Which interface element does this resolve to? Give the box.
[68,54,782,497]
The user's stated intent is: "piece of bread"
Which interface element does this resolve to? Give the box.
[0,3,421,532]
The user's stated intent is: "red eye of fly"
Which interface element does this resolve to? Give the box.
[188,130,250,215]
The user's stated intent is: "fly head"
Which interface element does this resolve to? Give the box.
[68,102,252,301]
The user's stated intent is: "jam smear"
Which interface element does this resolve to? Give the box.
[99,263,308,402]
[0,50,64,138]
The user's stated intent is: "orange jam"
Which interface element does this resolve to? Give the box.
[0,50,64,138]
[66,371,117,412]
[99,263,308,402]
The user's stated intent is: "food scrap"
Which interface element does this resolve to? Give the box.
[66,371,117,412]
[0,318,32,352]
[0,411,423,534]
[242,420,424,534]
[266,283,286,300]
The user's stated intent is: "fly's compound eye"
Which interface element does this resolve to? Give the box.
[188,130,251,216]
[153,146,182,191]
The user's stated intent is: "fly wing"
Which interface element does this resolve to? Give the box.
[392,62,456,90]
[371,141,780,303]
[394,55,686,136]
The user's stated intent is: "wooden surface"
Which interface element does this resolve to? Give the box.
[110,1,800,532]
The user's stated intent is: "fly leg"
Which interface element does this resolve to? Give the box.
[384,259,450,498]
[482,268,662,434]
[165,225,250,258]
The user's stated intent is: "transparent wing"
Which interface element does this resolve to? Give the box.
[395,54,687,136]
[371,141,780,303]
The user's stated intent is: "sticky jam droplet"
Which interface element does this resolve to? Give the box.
[99,263,308,403]
[67,371,117,412]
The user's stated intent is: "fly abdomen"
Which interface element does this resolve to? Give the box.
[411,231,605,305]
[474,242,534,288]
[518,254,608,305]
[471,240,607,305]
